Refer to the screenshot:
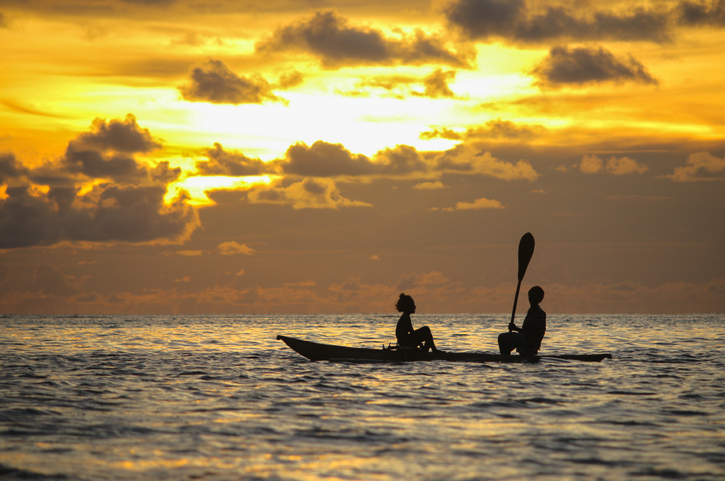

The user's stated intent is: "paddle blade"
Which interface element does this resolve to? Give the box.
[517,232,535,281]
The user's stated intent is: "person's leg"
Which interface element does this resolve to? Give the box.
[414,326,438,352]
[498,332,523,355]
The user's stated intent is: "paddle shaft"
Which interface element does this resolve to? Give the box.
[510,280,522,329]
[509,233,535,331]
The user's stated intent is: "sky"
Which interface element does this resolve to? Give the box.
[1,0,724,315]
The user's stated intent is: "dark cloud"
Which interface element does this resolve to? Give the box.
[0,183,199,249]
[275,141,428,178]
[0,12,8,28]
[530,46,659,88]
[444,0,673,44]
[267,139,536,181]
[677,0,725,26]
[150,161,182,184]
[279,141,378,177]
[421,119,547,141]
[414,69,457,98]
[62,149,150,181]
[0,153,31,184]
[179,59,286,105]
[372,145,428,175]
[256,10,473,69]
[196,143,274,176]
[52,114,176,183]
[69,114,162,154]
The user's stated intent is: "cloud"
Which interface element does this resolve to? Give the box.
[218,241,256,255]
[1,99,66,119]
[413,68,457,98]
[414,181,446,190]
[279,141,378,177]
[150,161,182,184]
[247,178,372,209]
[0,153,31,184]
[433,144,539,180]
[58,114,173,183]
[578,154,604,173]
[677,0,725,26]
[444,0,672,44]
[196,139,540,183]
[577,154,649,174]
[339,69,459,99]
[530,46,658,88]
[68,114,162,154]
[669,152,725,181]
[420,119,547,141]
[256,10,473,69]
[0,116,200,249]
[33,264,80,297]
[605,156,650,175]
[196,143,274,176]
[176,250,203,256]
[435,197,505,211]
[276,70,304,89]
[179,59,286,105]
[372,144,429,175]
[394,271,452,292]
[0,184,199,249]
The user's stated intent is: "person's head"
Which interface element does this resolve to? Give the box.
[528,286,544,305]
[395,293,416,313]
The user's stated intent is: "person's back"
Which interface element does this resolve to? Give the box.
[520,301,546,355]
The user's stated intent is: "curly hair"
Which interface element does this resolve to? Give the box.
[395,293,415,312]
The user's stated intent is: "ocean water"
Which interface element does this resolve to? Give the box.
[0,314,723,481]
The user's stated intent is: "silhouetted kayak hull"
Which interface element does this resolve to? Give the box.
[277,335,612,363]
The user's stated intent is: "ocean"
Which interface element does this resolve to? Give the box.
[1,314,723,480]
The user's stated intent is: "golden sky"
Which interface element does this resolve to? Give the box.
[1,0,724,314]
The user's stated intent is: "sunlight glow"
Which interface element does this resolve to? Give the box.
[168,175,273,206]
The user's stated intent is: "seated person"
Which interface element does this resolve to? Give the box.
[395,293,439,353]
[498,286,546,356]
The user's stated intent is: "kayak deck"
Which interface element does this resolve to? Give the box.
[277,335,612,363]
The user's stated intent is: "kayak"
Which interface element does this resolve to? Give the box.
[277,335,612,363]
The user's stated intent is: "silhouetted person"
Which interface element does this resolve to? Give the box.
[395,293,439,353]
[498,286,546,356]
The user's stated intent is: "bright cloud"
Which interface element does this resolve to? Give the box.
[218,241,256,255]
[669,152,725,181]
[577,155,648,175]
[435,197,506,211]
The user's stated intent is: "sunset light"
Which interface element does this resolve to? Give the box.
[1,0,724,314]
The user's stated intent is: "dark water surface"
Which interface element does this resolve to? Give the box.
[1,314,723,480]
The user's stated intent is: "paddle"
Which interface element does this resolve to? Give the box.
[509,232,535,331]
